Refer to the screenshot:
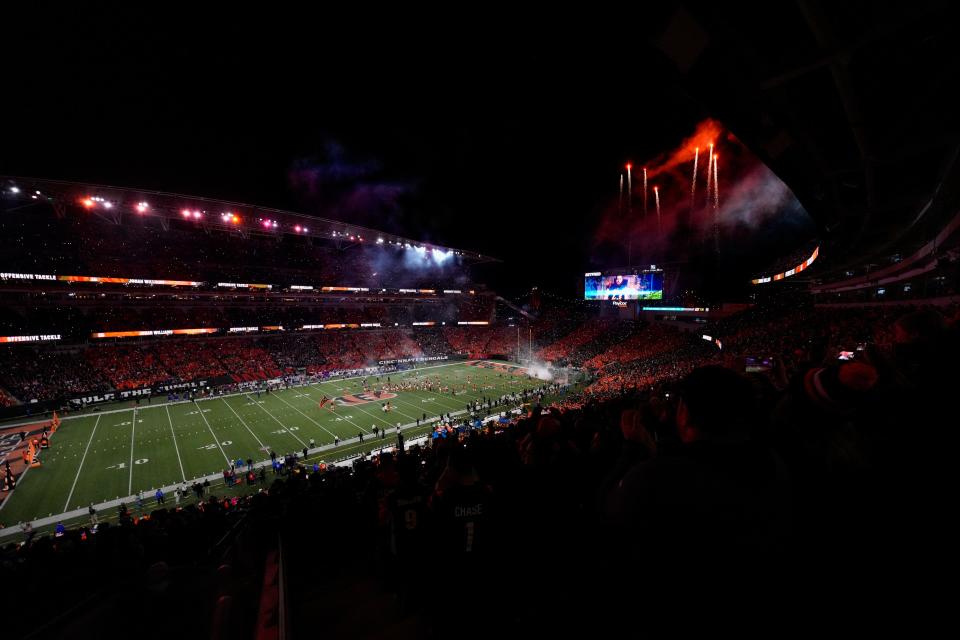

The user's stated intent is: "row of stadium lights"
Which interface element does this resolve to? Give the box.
[330,231,460,257]
[372,234,462,258]
[76,195,312,233]
[9,186,46,201]
[7,185,461,251]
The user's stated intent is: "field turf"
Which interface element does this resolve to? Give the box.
[0,361,546,529]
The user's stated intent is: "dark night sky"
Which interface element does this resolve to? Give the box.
[1,6,779,298]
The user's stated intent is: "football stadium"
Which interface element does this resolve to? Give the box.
[2,5,958,638]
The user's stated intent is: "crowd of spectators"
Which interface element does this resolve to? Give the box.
[4,302,954,411]
[1,493,260,638]
[583,322,688,369]
[0,387,17,407]
[215,340,282,382]
[5,300,953,635]
[410,328,451,356]
[84,345,173,390]
[0,348,109,401]
[154,340,228,381]
[0,329,449,398]
[441,326,519,359]
[537,318,636,365]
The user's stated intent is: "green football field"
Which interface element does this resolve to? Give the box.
[0,361,548,530]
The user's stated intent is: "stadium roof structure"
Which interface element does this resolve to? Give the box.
[0,176,500,264]
[656,3,959,280]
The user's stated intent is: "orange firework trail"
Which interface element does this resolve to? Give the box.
[690,147,699,210]
[705,143,714,208]
[642,167,648,216]
[712,153,720,254]
[626,164,632,217]
[712,154,719,210]
[653,185,661,232]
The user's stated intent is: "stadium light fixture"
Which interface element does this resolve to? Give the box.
[294,225,301,233]
[81,197,95,209]
[231,214,240,224]
[103,201,113,209]
[181,209,192,218]
[192,211,202,219]
[9,186,19,194]
[135,202,149,213]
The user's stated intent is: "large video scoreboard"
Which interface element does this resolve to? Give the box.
[584,267,663,301]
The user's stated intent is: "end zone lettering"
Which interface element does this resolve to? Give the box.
[69,379,210,406]
[378,355,449,366]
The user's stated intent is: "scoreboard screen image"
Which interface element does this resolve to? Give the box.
[584,272,663,301]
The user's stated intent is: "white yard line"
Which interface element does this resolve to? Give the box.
[270,392,340,441]
[63,414,101,511]
[220,398,271,453]
[165,405,186,482]
[241,393,309,449]
[127,408,137,495]
[337,396,415,432]
[193,400,231,464]
[389,392,462,419]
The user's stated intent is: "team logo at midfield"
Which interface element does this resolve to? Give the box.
[335,391,398,407]
[467,361,529,376]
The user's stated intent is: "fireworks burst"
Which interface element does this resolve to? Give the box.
[690,147,699,211]
[654,185,661,233]
[642,167,648,217]
[705,143,714,209]
[626,164,632,217]
[712,153,720,254]
[712,154,720,210]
